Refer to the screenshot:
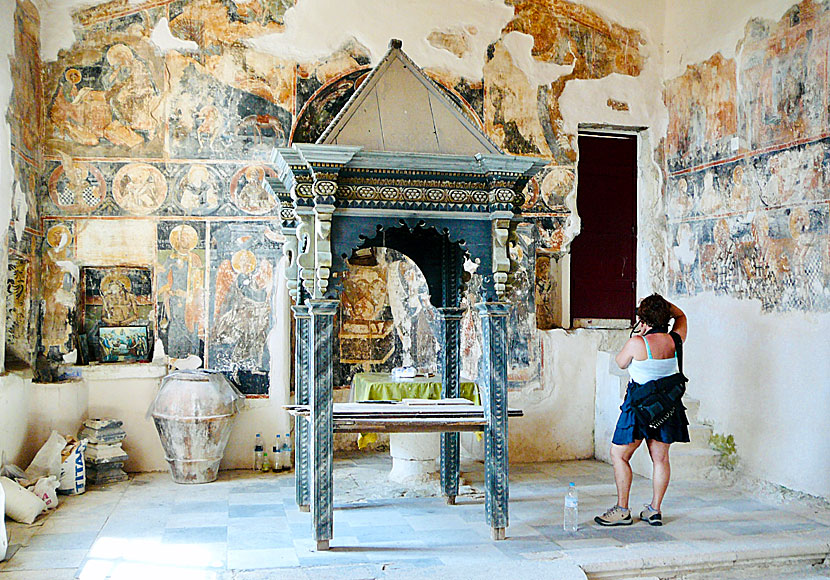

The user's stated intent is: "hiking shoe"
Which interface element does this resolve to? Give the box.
[640,504,662,526]
[594,505,632,526]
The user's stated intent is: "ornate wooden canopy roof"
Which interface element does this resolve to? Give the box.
[268,40,546,307]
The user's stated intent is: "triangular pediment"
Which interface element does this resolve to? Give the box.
[318,40,501,155]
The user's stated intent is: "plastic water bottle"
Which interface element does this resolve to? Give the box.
[261,451,271,472]
[253,433,264,471]
[271,435,282,471]
[564,482,578,532]
[280,432,291,470]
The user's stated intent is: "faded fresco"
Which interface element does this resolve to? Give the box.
[40,223,78,358]
[6,258,33,364]
[10,0,658,389]
[489,0,645,163]
[664,0,830,313]
[334,248,440,388]
[157,222,206,361]
[209,222,282,396]
[8,0,43,159]
[81,266,154,361]
[506,223,541,388]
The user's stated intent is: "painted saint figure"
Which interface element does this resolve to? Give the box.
[158,225,205,358]
[212,249,273,367]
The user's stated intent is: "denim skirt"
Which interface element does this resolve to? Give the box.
[612,381,690,445]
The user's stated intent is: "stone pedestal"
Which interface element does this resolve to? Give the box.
[389,432,440,483]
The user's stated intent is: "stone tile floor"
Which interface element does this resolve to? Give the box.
[2,453,830,579]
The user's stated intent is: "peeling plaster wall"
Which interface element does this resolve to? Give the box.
[659,0,830,497]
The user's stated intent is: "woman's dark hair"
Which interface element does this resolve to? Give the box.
[636,294,671,329]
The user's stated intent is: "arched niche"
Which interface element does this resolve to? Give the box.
[333,218,479,309]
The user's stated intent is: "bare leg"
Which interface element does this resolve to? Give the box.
[610,440,642,509]
[646,439,671,511]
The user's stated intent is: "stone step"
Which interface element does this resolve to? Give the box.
[683,396,701,423]
[630,446,719,481]
[688,423,713,448]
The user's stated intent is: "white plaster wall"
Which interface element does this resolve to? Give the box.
[511,329,628,462]
[678,295,830,498]
[0,372,34,467]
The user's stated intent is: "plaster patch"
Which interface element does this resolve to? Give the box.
[75,219,156,265]
[501,31,574,87]
[12,182,27,243]
[36,0,148,61]
[247,0,514,79]
[150,17,198,54]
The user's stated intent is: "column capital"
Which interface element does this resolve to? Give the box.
[474,301,510,317]
[291,303,311,318]
[307,299,339,316]
[437,306,466,320]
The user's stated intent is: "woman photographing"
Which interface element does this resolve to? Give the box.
[595,294,689,527]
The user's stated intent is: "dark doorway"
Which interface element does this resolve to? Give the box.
[570,132,637,324]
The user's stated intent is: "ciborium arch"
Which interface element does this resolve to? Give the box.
[265,38,547,549]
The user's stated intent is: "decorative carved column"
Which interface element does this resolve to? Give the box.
[307,299,338,551]
[438,306,465,504]
[291,303,311,511]
[475,301,510,540]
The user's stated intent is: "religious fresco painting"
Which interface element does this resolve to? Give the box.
[208,222,282,396]
[156,222,206,361]
[489,0,646,164]
[8,0,43,160]
[334,249,440,388]
[664,0,830,313]
[43,8,167,157]
[505,223,541,389]
[8,0,668,391]
[40,223,78,359]
[6,258,33,364]
[81,266,154,362]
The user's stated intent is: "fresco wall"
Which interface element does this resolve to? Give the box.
[4,0,654,394]
[664,0,830,313]
[5,0,43,368]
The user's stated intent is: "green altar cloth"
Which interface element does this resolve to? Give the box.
[350,372,480,448]
[351,372,480,404]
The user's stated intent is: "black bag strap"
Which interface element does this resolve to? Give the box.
[669,331,683,375]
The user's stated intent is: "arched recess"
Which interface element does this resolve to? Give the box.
[330,216,492,307]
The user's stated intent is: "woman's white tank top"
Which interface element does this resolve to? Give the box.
[627,335,679,384]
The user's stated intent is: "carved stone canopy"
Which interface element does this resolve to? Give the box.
[267,40,546,307]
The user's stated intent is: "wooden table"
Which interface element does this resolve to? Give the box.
[285,401,523,541]
[287,401,522,432]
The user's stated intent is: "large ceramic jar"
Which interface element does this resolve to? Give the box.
[148,370,243,484]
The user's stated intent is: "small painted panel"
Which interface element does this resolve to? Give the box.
[82,266,154,362]
[229,165,279,214]
[208,222,283,395]
[112,163,168,215]
[157,222,207,361]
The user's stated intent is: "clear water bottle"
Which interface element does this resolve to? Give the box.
[564,482,578,532]
[280,432,291,470]
[253,433,264,471]
[273,435,281,472]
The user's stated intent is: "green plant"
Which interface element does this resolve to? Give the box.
[710,432,739,470]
